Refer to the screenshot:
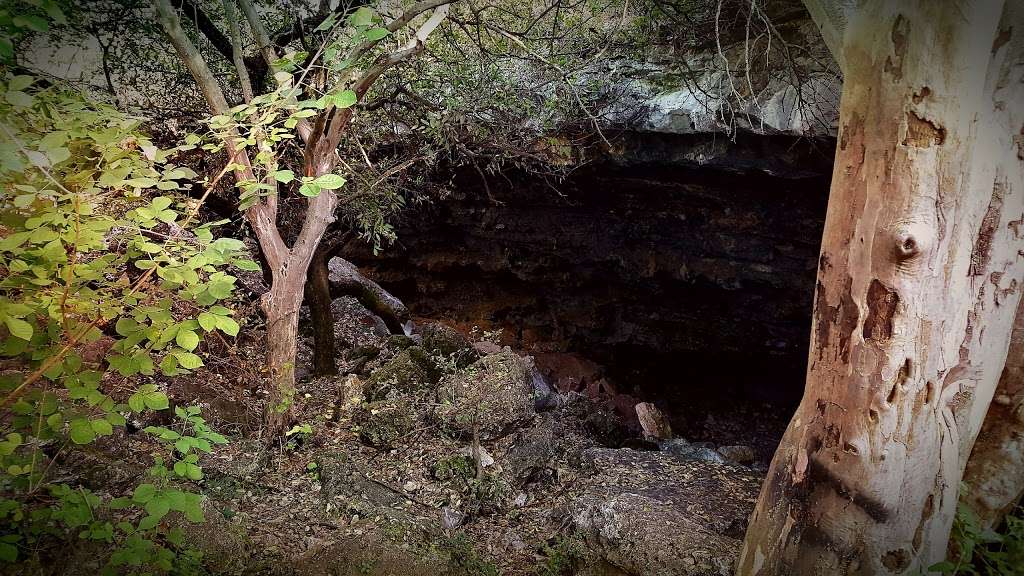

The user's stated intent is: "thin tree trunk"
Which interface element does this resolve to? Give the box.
[739,1,1024,574]
[221,0,253,103]
[306,244,337,377]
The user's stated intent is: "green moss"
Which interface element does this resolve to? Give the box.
[431,455,475,483]
[364,346,440,401]
[353,398,416,450]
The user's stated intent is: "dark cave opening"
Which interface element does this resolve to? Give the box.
[343,133,834,457]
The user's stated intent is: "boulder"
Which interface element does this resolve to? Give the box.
[717,444,756,466]
[659,438,728,464]
[435,350,535,440]
[332,296,391,340]
[635,402,673,440]
[363,346,440,401]
[524,354,558,411]
[570,448,762,576]
[533,352,604,393]
[318,453,406,508]
[472,340,502,356]
[419,321,479,366]
[352,397,417,450]
[504,410,596,488]
[387,334,417,350]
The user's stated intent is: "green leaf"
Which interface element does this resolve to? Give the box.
[69,419,96,445]
[233,259,261,271]
[114,317,140,336]
[151,197,173,211]
[8,75,33,91]
[349,6,375,27]
[363,28,390,41]
[145,497,170,520]
[197,313,217,332]
[3,317,32,340]
[174,352,203,370]
[13,14,48,32]
[132,483,157,503]
[273,169,295,183]
[298,182,321,197]
[176,329,199,351]
[312,173,345,189]
[159,354,179,376]
[331,90,357,109]
[126,177,158,188]
[215,316,239,337]
[313,13,336,31]
[90,419,113,436]
[137,515,160,531]
[127,393,145,413]
[4,90,33,108]
[175,438,191,454]
[0,541,16,563]
[143,391,169,411]
[46,146,70,165]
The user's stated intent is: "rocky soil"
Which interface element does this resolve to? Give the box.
[38,285,780,576]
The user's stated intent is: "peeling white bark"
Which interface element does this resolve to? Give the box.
[739,1,1024,574]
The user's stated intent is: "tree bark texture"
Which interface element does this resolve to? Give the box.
[739,1,1024,574]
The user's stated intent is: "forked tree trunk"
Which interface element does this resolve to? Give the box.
[738,1,1024,574]
[154,0,449,439]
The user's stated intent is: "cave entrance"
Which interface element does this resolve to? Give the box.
[342,133,833,461]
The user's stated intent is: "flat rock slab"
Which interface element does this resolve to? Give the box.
[571,448,763,576]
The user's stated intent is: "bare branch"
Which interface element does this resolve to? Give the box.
[236,0,278,66]
[151,0,287,269]
[222,0,254,102]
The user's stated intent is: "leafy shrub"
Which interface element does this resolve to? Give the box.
[0,74,244,571]
[932,500,1024,575]
[445,532,501,576]
[536,535,585,576]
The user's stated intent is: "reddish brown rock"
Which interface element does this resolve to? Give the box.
[636,402,673,440]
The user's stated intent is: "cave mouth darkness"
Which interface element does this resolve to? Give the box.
[342,133,834,464]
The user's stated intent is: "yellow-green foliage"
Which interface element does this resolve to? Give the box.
[0,75,238,571]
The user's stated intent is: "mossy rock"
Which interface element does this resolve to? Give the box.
[420,322,479,367]
[353,397,417,450]
[387,334,417,350]
[435,350,535,440]
[347,343,381,361]
[363,346,440,401]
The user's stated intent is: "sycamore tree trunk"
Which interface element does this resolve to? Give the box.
[738,1,1024,574]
